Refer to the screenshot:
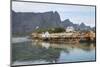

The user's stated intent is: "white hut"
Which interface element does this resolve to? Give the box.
[42,31,50,38]
[45,31,50,37]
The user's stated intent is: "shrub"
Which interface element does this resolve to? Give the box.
[35,27,65,33]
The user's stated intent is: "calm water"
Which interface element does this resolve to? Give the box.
[12,37,96,66]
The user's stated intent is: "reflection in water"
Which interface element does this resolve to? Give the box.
[41,42,50,49]
[12,38,96,66]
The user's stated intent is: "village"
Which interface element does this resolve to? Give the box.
[30,26,95,43]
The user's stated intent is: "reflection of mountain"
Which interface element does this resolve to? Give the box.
[12,40,95,63]
[12,10,94,36]
[12,41,61,63]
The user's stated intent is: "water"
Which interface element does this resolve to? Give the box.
[11,37,96,66]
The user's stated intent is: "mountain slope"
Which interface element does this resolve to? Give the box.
[12,11,62,35]
[12,11,93,36]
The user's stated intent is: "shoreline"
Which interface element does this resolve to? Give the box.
[30,32,95,44]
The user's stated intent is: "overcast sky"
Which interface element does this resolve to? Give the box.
[12,1,95,27]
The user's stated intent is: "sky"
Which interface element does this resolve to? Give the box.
[12,1,96,27]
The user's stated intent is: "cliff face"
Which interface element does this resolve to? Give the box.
[61,19,73,28]
[12,11,62,35]
[61,19,91,31]
[12,11,92,36]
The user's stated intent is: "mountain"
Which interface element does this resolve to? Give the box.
[79,22,91,31]
[61,19,73,28]
[12,10,93,36]
[61,19,91,31]
[12,11,61,35]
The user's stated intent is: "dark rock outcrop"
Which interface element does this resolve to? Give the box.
[61,19,74,28]
[12,11,61,35]
[12,10,93,36]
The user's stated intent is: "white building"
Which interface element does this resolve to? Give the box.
[66,26,74,32]
[42,31,50,38]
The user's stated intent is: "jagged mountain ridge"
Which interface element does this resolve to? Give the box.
[12,11,61,33]
[12,10,92,35]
